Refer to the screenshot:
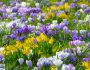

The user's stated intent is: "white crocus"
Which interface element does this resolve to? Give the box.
[35,3,40,7]
[21,2,27,7]
[53,59,63,66]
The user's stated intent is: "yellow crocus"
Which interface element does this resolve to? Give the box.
[36,36,41,42]
[64,2,70,10]
[49,37,54,44]
[22,47,30,55]
[82,62,90,69]
[51,66,56,70]
[58,13,68,19]
[58,5,64,10]
[50,5,57,11]
[40,33,49,41]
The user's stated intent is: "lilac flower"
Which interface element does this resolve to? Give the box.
[87,33,90,38]
[10,1,16,7]
[0,16,2,20]
[69,40,85,46]
[79,35,85,40]
[0,54,3,62]
[0,2,3,5]
[62,0,68,2]
[87,42,90,48]
[63,26,68,34]
[62,64,75,70]
[69,41,74,46]
[73,19,77,24]
[80,4,88,9]
[26,60,32,68]
[18,58,24,65]
[3,13,8,19]
[20,17,26,23]
[71,30,78,40]
[63,19,68,25]
[83,58,90,62]
[84,7,90,13]
[11,7,18,12]
[47,30,54,36]
[12,23,16,28]
[34,38,37,44]
[19,35,25,41]
[37,58,53,67]
[70,3,76,9]
[16,0,21,3]
[74,40,85,46]
[73,0,77,2]
[59,23,66,29]
[56,2,64,6]
[36,31,41,35]
[80,30,87,35]
[69,53,77,61]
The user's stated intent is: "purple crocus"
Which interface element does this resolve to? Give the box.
[3,13,8,19]
[26,60,32,68]
[11,7,18,12]
[56,2,64,6]
[33,38,37,44]
[70,3,76,9]
[20,17,26,23]
[63,26,68,34]
[18,58,24,65]
[87,42,90,48]
[73,0,77,3]
[87,33,90,38]
[73,19,77,24]
[71,30,79,40]
[0,54,3,62]
[83,58,89,62]
[84,7,90,13]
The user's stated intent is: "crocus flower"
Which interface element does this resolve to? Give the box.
[26,60,32,68]
[73,0,77,2]
[0,54,3,62]
[80,30,87,35]
[84,7,90,13]
[63,26,68,34]
[87,42,90,48]
[53,59,63,67]
[70,3,76,9]
[18,58,24,65]
[87,33,90,38]
[62,64,75,70]
[37,58,53,67]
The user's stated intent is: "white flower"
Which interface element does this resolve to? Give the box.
[21,2,27,7]
[85,15,90,22]
[79,20,85,24]
[53,59,63,66]
[28,17,32,22]
[6,8,11,13]
[50,23,58,29]
[56,51,69,59]
[0,47,5,51]
[35,3,40,7]
[79,9,84,13]
[52,20,58,24]
[62,64,68,70]
[80,30,87,35]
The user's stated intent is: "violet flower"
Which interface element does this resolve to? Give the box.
[18,58,24,65]
[26,60,32,68]
[0,54,3,62]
